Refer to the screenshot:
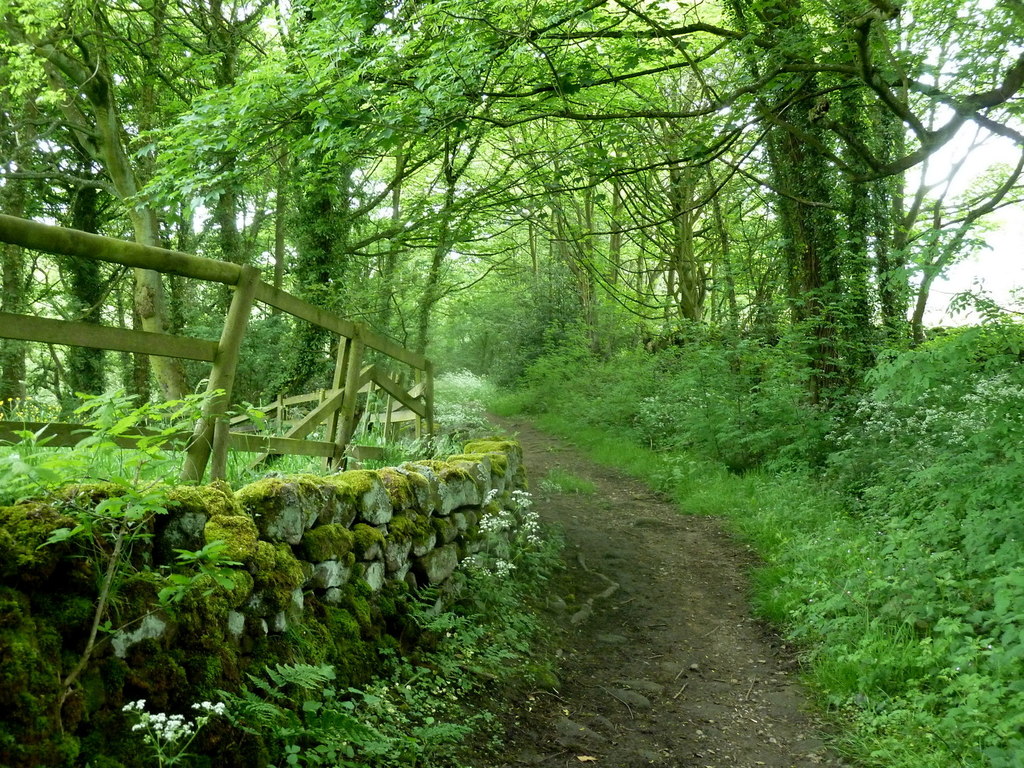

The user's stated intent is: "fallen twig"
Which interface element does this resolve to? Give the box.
[598,685,635,720]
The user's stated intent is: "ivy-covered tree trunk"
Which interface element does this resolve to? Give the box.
[63,184,107,406]
[277,165,354,392]
[764,88,844,403]
[0,168,28,405]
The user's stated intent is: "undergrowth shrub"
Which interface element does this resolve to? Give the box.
[499,330,828,471]
[433,370,497,435]
[815,322,1024,765]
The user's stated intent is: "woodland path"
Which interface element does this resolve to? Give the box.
[490,416,848,768]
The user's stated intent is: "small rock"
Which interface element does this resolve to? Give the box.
[553,717,605,748]
[363,561,386,591]
[612,688,652,709]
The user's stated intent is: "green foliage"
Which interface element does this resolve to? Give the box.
[432,369,497,435]
[500,332,829,472]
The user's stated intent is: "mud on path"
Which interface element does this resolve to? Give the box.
[490,417,847,768]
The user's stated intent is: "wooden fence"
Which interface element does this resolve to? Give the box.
[0,214,433,482]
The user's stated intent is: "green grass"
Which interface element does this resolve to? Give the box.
[537,467,597,494]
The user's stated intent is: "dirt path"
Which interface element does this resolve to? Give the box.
[491,417,847,768]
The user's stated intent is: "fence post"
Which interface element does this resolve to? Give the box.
[384,393,395,443]
[423,360,435,438]
[336,327,364,456]
[180,265,260,483]
[325,335,350,469]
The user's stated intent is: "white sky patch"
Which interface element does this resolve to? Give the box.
[908,119,1024,325]
[926,203,1024,325]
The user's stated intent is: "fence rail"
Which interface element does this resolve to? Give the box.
[0,214,433,482]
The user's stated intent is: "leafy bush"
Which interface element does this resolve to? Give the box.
[502,332,828,471]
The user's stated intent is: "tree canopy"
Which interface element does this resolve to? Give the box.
[1,0,1022,406]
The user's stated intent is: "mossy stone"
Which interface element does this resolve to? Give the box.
[414,544,460,585]
[432,517,458,544]
[376,467,415,509]
[168,481,241,518]
[448,451,507,475]
[300,523,355,562]
[155,482,241,563]
[325,470,392,525]
[236,476,324,544]
[249,542,305,612]
[0,502,76,583]
[352,523,385,559]
[413,459,473,483]
[204,514,259,563]
[463,438,522,464]
[411,461,480,513]
[0,590,72,767]
[394,467,435,512]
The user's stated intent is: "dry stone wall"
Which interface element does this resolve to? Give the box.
[125,438,526,654]
[0,438,526,768]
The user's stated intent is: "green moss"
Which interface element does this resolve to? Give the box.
[248,542,305,612]
[125,643,189,712]
[168,481,241,518]
[326,469,379,497]
[398,469,431,506]
[389,514,435,552]
[352,523,385,557]
[431,517,457,543]
[447,452,509,476]
[375,582,411,621]
[204,514,259,562]
[0,588,73,767]
[56,482,124,507]
[0,502,76,583]
[235,475,287,513]
[235,474,322,525]
[414,460,473,483]
[175,569,252,649]
[39,594,94,637]
[464,438,522,462]
[376,468,414,508]
[347,592,373,630]
[250,539,277,574]
[324,605,361,640]
[388,514,417,540]
[300,524,355,561]
[313,603,379,685]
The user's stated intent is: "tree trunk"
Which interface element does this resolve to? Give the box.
[0,167,28,405]
[63,184,107,406]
